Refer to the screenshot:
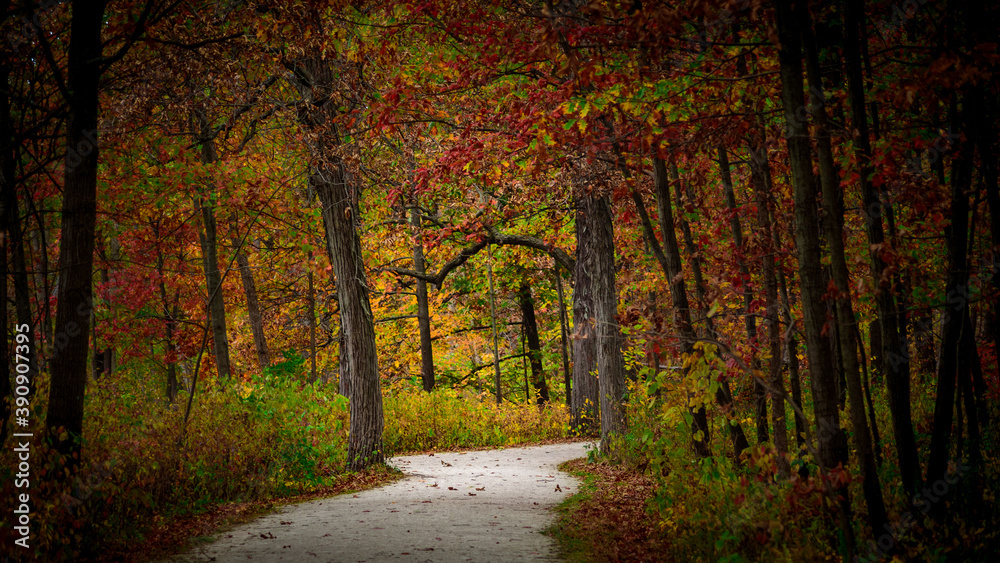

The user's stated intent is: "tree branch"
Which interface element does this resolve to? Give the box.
[380,227,575,289]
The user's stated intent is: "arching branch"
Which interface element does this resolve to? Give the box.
[380,227,575,289]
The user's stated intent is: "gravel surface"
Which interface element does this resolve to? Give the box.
[167,441,591,562]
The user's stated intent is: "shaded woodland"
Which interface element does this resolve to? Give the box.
[1,0,998,560]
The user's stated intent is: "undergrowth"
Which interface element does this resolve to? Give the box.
[549,342,1000,562]
[0,357,571,561]
[383,386,570,454]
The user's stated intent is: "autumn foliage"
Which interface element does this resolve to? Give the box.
[2,0,1000,560]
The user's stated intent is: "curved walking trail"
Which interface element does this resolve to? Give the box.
[170,441,590,562]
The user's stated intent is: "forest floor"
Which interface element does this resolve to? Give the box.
[106,466,403,562]
[158,441,590,562]
[546,459,665,562]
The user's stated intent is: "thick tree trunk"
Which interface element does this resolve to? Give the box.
[291,56,384,469]
[775,0,856,554]
[571,198,599,431]
[1,55,20,442]
[337,324,351,398]
[776,0,845,477]
[409,206,435,392]
[315,162,384,468]
[194,109,232,380]
[518,282,549,404]
[46,0,108,463]
[587,193,626,453]
[844,0,920,497]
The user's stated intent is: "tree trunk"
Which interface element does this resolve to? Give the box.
[652,157,710,457]
[777,0,846,477]
[927,87,980,494]
[409,206,435,391]
[775,0,855,553]
[747,144,790,473]
[555,266,572,411]
[194,109,232,380]
[46,0,108,464]
[804,5,889,534]
[718,146,768,445]
[518,282,549,404]
[154,229,180,402]
[486,243,503,403]
[587,193,626,453]
[571,197,599,431]
[844,0,920,496]
[232,226,269,371]
[766,189,806,449]
[291,56,384,469]
[855,326,884,468]
[315,163,384,468]
[669,160,749,459]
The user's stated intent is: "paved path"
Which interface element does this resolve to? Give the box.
[169,441,590,562]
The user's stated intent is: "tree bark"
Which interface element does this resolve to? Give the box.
[315,162,384,468]
[587,193,626,453]
[764,188,807,449]
[193,108,232,380]
[747,144,790,473]
[291,56,384,469]
[652,157,710,457]
[46,0,108,463]
[518,282,549,404]
[555,266,572,411]
[409,206,435,391]
[844,0,920,496]
[232,226,269,371]
[571,197,599,431]
[718,146,768,446]
[777,0,846,476]
[775,2,859,554]
[803,4,888,534]
[668,160,749,459]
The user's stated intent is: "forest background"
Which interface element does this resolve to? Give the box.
[1,0,998,561]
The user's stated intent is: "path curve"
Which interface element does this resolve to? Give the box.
[169,441,590,562]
